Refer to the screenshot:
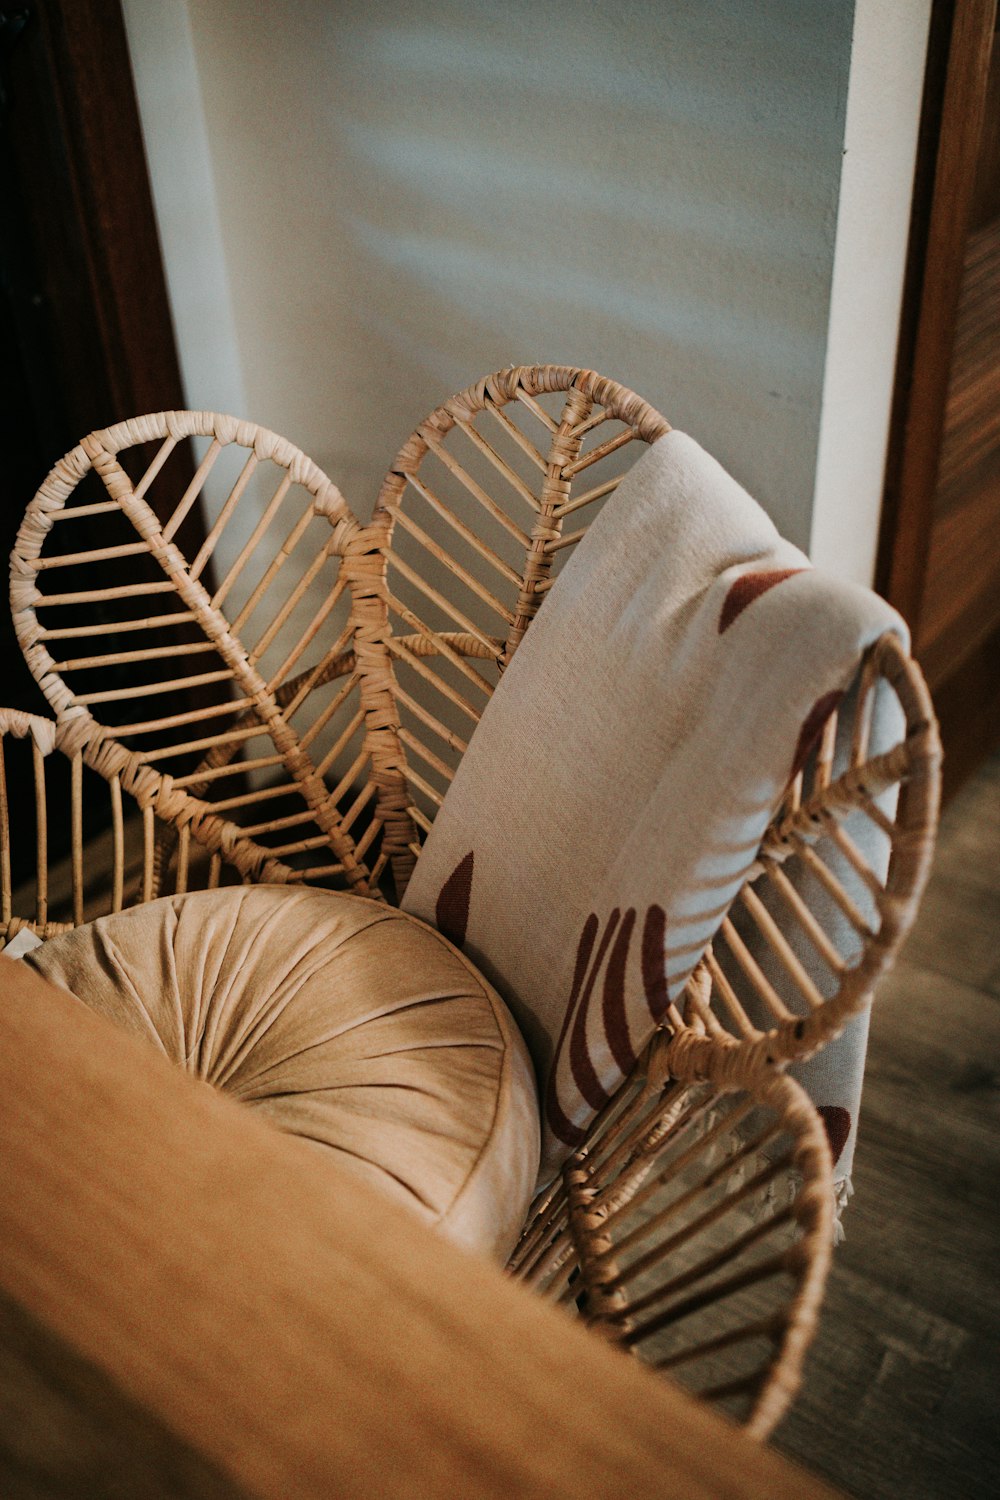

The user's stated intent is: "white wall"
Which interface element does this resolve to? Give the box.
[124,0,869,552]
[810,0,932,585]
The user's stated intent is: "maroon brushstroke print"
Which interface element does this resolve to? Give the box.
[435,850,474,948]
[817,1105,852,1165]
[718,567,807,634]
[546,904,669,1146]
[789,690,844,781]
[603,909,638,1075]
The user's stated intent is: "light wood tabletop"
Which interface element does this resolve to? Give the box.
[0,956,845,1499]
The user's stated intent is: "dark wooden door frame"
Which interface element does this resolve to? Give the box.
[877,0,999,797]
[2,0,213,875]
[4,0,191,449]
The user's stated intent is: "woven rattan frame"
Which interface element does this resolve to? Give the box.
[4,365,942,1439]
[509,1027,833,1438]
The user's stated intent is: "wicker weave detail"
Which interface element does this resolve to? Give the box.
[2,366,942,1442]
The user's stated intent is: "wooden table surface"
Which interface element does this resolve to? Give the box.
[0,956,844,1499]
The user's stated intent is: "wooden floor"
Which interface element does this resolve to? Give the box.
[774,754,1000,1500]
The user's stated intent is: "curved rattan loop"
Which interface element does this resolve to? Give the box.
[10,411,379,894]
[509,1025,833,1439]
[367,365,672,892]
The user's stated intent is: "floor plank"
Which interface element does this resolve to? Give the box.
[775,753,1000,1499]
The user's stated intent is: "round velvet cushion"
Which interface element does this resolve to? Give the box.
[25,886,541,1260]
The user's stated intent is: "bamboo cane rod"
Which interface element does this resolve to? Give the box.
[208,777,308,815]
[110,776,124,913]
[408,805,432,836]
[402,472,523,587]
[849,654,880,767]
[248,543,337,667]
[516,1208,573,1284]
[598,1100,763,1239]
[171,751,285,789]
[482,402,549,472]
[760,863,846,974]
[174,823,190,896]
[552,474,622,519]
[586,1084,711,1203]
[735,885,827,1012]
[824,820,891,902]
[384,570,498,688]
[718,917,795,1024]
[52,640,217,672]
[341,780,378,837]
[701,953,759,1036]
[130,432,178,505]
[696,1373,768,1405]
[604,1145,791,1297]
[162,438,223,542]
[240,807,317,838]
[402,763,445,810]
[453,418,541,512]
[298,674,361,752]
[286,862,346,882]
[73,667,235,707]
[263,831,337,858]
[277,632,355,730]
[393,683,470,756]
[570,407,613,439]
[324,749,369,807]
[853,795,898,847]
[384,617,484,723]
[544,526,587,556]
[791,840,876,938]
[352,797,383,857]
[563,426,637,477]
[513,388,558,431]
[71,753,84,927]
[624,1208,795,1329]
[420,433,531,546]
[141,807,155,904]
[37,611,198,641]
[211,472,295,610]
[313,710,366,778]
[188,452,259,582]
[32,739,47,927]
[140,721,268,764]
[398,726,456,785]
[510,1196,570,1278]
[259,580,348,691]
[385,508,517,627]
[208,853,223,889]
[47,498,122,521]
[230,504,316,636]
[35,580,177,607]
[114,695,255,738]
[33,541,150,571]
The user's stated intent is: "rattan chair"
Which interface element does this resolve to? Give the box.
[2,366,940,1437]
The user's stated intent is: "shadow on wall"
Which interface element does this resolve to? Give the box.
[178,0,854,544]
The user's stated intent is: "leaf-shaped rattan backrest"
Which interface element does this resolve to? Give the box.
[369,366,941,1064]
[509,1026,833,1439]
[11,412,384,896]
[369,366,670,888]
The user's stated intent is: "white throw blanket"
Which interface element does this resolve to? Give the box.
[402,433,905,1192]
